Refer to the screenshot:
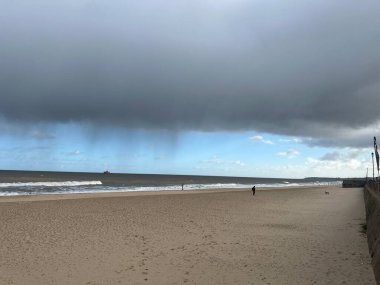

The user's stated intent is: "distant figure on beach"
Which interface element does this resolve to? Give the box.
[252,186,256,196]
[181,184,184,191]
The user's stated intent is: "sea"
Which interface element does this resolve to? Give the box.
[0,170,342,197]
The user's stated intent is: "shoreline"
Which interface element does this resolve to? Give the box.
[0,185,335,203]
[0,186,375,285]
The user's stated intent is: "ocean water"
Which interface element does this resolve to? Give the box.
[0,170,342,196]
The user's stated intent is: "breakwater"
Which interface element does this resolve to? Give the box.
[364,181,380,285]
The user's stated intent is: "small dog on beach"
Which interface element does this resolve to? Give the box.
[325,190,330,195]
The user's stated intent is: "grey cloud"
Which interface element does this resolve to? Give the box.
[1,0,380,147]
[320,151,341,161]
[320,148,370,161]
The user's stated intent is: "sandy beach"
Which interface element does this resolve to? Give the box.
[0,186,375,285]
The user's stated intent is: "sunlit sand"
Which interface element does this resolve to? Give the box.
[0,186,375,285]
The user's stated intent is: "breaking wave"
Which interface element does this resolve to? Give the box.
[0,180,342,196]
[0,181,102,188]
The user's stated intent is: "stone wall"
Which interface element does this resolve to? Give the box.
[364,181,380,285]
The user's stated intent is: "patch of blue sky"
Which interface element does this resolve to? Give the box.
[0,122,370,177]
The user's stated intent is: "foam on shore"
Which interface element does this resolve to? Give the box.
[0,180,342,196]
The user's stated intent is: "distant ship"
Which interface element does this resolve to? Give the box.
[103,170,111,174]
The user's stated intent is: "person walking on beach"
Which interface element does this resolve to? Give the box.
[252,186,256,196]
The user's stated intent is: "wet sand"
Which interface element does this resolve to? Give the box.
[0,187,376,285]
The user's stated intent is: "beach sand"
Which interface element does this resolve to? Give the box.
[0,187,376,285]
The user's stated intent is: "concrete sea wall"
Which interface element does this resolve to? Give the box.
[342,179,367,188]
[364,181,380,284]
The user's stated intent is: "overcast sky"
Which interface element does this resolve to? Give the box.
[1,0,379,177]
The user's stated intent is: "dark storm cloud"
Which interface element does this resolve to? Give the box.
[1,0,380,147]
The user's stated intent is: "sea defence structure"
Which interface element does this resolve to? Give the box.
[364,181,380,284]
[342,179,367,188]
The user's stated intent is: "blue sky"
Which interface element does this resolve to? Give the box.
[0,123,372,178]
